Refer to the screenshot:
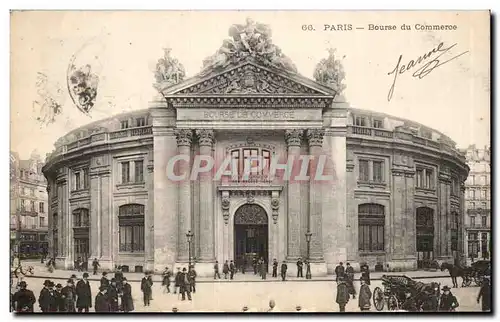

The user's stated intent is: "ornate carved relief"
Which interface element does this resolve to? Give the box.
[234,204,268,225]
[196,129,215,147]
[271,190,280,224]
[246,192,255,204]
[306,129,325,147]
[175,129,193,147]
[221,191,230,225]
[285,129,302,147]
[166,97,330,109]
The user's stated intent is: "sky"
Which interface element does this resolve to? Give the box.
[10,11,490,159]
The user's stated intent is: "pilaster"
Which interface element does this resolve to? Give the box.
[285,129,302,260]
[438,170,452,259]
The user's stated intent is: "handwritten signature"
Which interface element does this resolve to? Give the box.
[387,42,469,101]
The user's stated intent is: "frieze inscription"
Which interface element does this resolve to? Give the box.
[177,108,321,121]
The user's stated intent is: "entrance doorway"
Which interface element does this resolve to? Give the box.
[416,207,434,269]
[234,204,268,272]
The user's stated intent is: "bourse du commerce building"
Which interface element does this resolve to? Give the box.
[42,20,469,276]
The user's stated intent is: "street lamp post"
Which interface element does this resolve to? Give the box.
[305,231,312,279]
[186,230,194,268]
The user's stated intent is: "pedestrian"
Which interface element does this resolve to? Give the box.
[92,258,100,275]
[336,276,350,312]
[260,258,267,280]
[280,260,288,281]
[297,258,304,278]
[358,278,372,311]
[140,272,152,307]
[477,277,491,312]
[174,267,182,294]
[147,271,154,300]
[94,285,110,312]
[272,258,278,278]
[421,289,439,312]
[61,279,76,312]
[360,264,371,285]
[223,260,230,279]
[213,261,221,279]
[229,260,236,280]
[402,290,418,312]
[162,267,172,294]
[180,268,192,301]
[100,271,110,288]
[107,278,119,312]
[76,257,82,272]
[439,286,459,312]
[38,280,53,312]
[252,257,258,275]
[188,265,197,293]
[345,263,356,299]
[76,272,92,313]
[121,277,134,312]
[114,266,124,293]
[241,257,246,274]
[54,283,65,312]
[335,262,345,282]
[12,281,36,313]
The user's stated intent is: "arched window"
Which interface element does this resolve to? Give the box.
[358,203,385,252]
[119,204,145,252]
[73,208,89,227]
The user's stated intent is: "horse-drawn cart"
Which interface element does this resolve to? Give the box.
[373,275,440,311]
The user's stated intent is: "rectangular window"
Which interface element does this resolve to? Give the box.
[135,160,144,183]
[121,120,129,129]
[136,117,146,127]
[480,190,486,199]
[39,202,44,213]
[470,216,476,227]
[121,162,130,183]
[355,116,367,127]
[359,160,369,181]
[39,217,45,227]
[75,172,81,190]
[119,225,145,252]
[482,202,487,209]
[416,169,424,188]
[372,161,383,182]
[30,201,35,212]
[20,199,25,211]
[481,216,487,227]
[373,119,383,129]
[425,169,433,189]
[262,150,271,177]
[469,189,475,199]
[231,150,240,177]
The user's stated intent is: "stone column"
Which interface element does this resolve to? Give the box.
[89,172,101,260]
[197,129,215,262]
[285,129,302,260]
[438,170,451,259]
[151,106,178,271]
[145,158,155,270]
[175,129,193,262]
[307,129,325,261]
[100,173,112,267]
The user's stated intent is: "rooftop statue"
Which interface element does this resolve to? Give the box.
[154,48,186,91]
[200,18,297,76]
[313,48,346,95]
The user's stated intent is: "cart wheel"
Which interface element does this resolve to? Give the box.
[388,295,399,311]
[373,287,384,311]
[462,276,471,287]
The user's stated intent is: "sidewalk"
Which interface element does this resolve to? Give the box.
[19,260,449,283]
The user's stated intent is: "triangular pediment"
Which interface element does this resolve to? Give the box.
[161,60,337,97]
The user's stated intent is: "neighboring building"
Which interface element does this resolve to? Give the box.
[462,145,491,264]
[10,151,49,258]
[42,21,469,275]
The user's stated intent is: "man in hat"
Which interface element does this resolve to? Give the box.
[62,279,76,312]
[336,276,350,312]
[188,265,197,293]
[107,278,119,312]
[180,268,192,301]
[229,260,236,280]
[358,278,372,311]
[121,277,134,312]
[162,267,172,294]
[477,277,491,312]
[100,271,110,288]
[114,266,124,293]
[76,272,92,312]
[213,260,221,279]
[439,286,459,312]
[223,260,230,279]
[272,258,278,278]
[280,260,288,281]
[140,272,152,307]
[360,264,371,285]
[345,263,356,299]
[38,280,54,312]
[335,262,345,283]
[54,283,65,312]
[296,258,304,278]
[12,281,36,313]
[94,285,110,312]
[174,267,182,294]
[402,289,418,312]
[92,258,100,275]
